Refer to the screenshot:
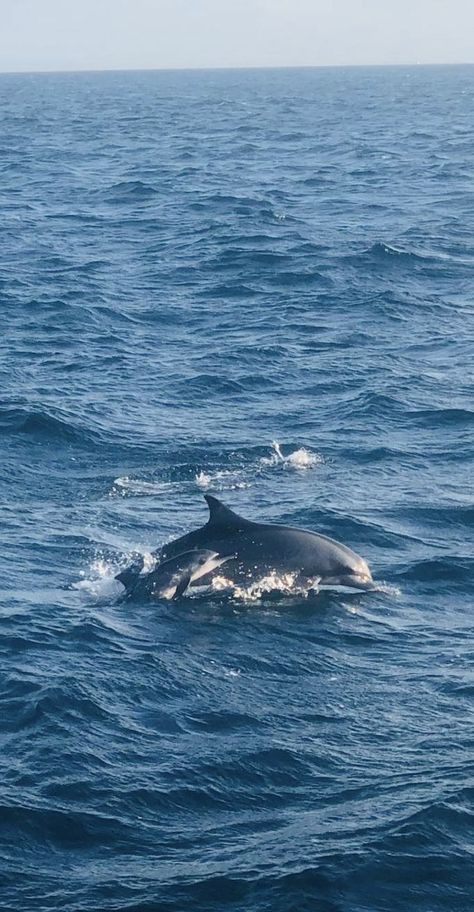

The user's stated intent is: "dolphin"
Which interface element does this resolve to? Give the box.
[156,495,374,592]
[116,548,232,600]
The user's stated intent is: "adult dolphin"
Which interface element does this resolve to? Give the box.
[157,495,374,592]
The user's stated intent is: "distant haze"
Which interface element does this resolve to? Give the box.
[1,0,474,73]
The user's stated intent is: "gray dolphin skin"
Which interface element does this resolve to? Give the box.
[116,548,232,600]
[158,495,374,592]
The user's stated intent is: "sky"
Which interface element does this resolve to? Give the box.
[1,0,473,73]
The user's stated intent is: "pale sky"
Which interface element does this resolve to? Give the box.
[1,0,473,73]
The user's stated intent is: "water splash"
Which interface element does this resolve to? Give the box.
[110,441,322,500]
[210,571,316,602]
[195,469,251,490]
[73,552,156,601]
[111,477,176,497]
[260,441,323,470]
[370,581,401,597]
[73,558,125,601]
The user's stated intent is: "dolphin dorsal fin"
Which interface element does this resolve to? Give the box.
[204,494,249,530]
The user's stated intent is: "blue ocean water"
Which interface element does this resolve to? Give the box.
[1,64,473,911]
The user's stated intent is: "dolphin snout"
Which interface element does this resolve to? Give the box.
[346,571,375,591]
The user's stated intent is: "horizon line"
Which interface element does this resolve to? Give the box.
[1,61,473,77]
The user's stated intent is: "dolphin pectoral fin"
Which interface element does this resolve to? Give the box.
[172,572,192,600]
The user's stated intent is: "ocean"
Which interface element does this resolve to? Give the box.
[0,65,473,911]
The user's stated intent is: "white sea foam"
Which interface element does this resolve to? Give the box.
[73,558,125,600]
[260,441,323,470]
[111,476,176,496]
[208,569,395,603]
[370,581,401,597]
[210,571,315,602]
[73,551,156,601]
[195,469,250,490]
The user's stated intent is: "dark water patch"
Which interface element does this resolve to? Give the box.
[271,269,327,287]
[63,618,140,656]
[370,242,427,262]
[33,255,111,274]
[437,681,474,699]
[394,557,473,585]
[345,242,470,279]
[393,504,474,528]
[302,331,372,351]
[168,374,249,400]
[289,506,412,550]
[99,180,158,203]
[409,407,474,428]
[149,868,339,912]
[211,247,294,271]
[336,391,408,421]
[181,709,267,734]
[179,746,316,794]
[1,679,113,731]
[196,282,259,299]
[0,803,134,850]
[341,444,421,464]
[0,405,100,446]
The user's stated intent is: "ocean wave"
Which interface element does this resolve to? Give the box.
[336,391,406,420]
[0,405,89,443]
[398,504,474,527]
[0,802,131,849]
[369,241,429,261]
[437,680,474,699]
[394,556,473,584]
[115,868,336,912]
[0,676,112,736]
[410,406,474,427]
[190,192,277,218]
[345,241,469,272]
[384,795,474,846]
[170,374,247,398]
[100,180,158,202]
[0,403,172,453]
[334,392,474,428]
[181,709,264,734]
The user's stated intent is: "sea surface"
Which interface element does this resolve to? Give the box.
[1,65,473,911]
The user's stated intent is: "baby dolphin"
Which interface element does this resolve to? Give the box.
[116,548,232,600]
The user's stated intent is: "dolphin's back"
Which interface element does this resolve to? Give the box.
[159,495,372,587]
[257,523,370,577]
